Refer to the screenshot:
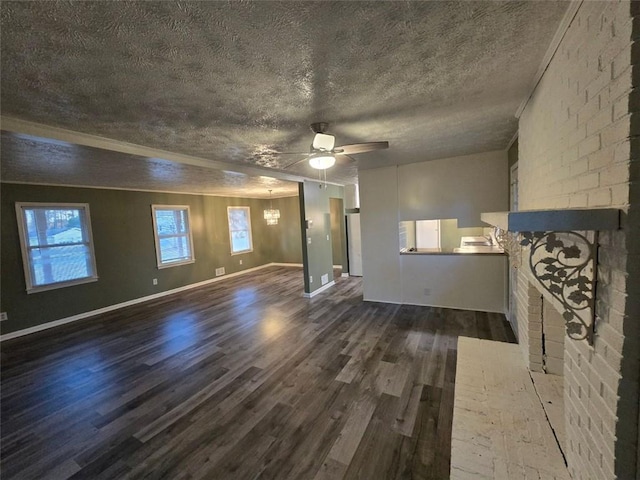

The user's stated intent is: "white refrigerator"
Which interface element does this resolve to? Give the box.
[346,213,363,277]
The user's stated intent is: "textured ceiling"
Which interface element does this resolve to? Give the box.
[1,1,569,192]
[0,132,300,198]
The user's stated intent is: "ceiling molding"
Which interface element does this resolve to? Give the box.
[507,130,518,151]
[515,0,583,119]
[0,116,309,185]
[0,180,301,199]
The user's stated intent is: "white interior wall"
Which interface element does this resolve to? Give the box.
[359,150,509,312]
[400,254,506,312]
[397,150,508,226]
[359,166,402,303]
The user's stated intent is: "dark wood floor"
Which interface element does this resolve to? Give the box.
[1,266,515,480]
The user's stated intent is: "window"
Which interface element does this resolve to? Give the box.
[151,205,195,268]
[227,206,253,254]
[16,202,98,293]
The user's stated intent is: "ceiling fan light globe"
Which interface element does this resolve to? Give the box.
[309,154,336,170]
[312,133,335,151]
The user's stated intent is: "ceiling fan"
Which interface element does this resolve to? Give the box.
[283,122,389,170]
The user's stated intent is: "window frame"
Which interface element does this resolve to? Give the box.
[151,205,196,269]
[227,206,253,255]
[15,202,99,294]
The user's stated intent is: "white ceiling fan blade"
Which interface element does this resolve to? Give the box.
[282,155,311,169]
[336,141,389,155]
[334,153,355,164]
[312,133,335,151]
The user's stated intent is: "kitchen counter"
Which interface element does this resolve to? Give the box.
[400,246,505,256]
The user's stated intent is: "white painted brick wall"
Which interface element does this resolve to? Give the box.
[517,1,639,478]
[515,275,543,371]
[543,298,565,375]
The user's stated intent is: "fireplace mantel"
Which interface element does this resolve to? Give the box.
[481,208,621,345]
[480,208,620,233]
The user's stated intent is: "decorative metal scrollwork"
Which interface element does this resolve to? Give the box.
[520,231,596,344]
[494,227,522,267]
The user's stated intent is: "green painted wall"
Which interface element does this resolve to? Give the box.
[439,219,460,250]
[0,183,301,334]
[439,219,484,250]
[299,181,345,294]
[270,196,303,264]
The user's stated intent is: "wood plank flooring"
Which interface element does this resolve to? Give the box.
[1,266,516,479]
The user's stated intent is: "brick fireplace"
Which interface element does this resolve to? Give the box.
[518,287,565,377]
[512,2,640,478]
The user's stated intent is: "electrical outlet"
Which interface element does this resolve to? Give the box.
[0,312,7,321]
[215,267,225,276]
[308,237,312,244]
[239,259,243,265]
[152,278,158,285]
[309,275,313,283]
[326,234,330,241]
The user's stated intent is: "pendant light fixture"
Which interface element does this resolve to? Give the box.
[263,190,280,225]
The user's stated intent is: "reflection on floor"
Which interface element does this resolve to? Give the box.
[1,266,517,479]
[451,337,569,480]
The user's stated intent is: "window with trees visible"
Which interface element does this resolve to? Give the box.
[15,203,98,293]
[227,206,253,254]
[151,205,195,268]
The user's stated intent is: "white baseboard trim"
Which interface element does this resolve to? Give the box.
[341,273,349,278]
[363,297,403,305]
[400,300,506,314]
[0,262,303,342]
[303,280,336,298]
[362,296,505,314]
